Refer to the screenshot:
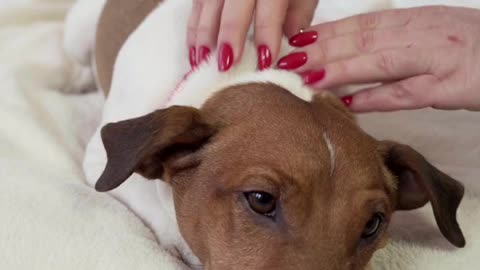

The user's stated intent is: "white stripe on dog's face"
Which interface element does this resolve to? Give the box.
[323,132,335,177]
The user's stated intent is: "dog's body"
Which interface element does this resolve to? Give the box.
[64,1,465,269]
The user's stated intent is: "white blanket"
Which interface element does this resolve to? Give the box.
[0,0,478,269]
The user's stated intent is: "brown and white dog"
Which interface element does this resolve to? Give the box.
[64,0,466,269]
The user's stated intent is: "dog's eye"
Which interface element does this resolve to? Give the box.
[244,192,276,217]
[362,213,385,239]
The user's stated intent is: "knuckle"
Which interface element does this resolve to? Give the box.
[255,21,279,32]
[393,10,413,27]
[219,21,241,33]
[357,31,376,52]
[316,41,330,62]
[377,51,397,75]
[325,23,337,38]
[402,8,421,26]
[312,22,336,40]
[391,81,413,100]
[195,24,211,35]
[358,12,381,30]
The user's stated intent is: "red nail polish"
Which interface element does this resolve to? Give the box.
[189,46,197,68]
[277,52,308,70]
[218,43,234,72]
[198,46,211,65]
[301,69,326,85]
[289,31,318,47]
[257,45,272,70]
[341,95,353,107]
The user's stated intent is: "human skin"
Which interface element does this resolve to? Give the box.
[186,0,319,72]
[280,6,480,112]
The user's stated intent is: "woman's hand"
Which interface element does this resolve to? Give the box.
[278,6,480,112]
[187,0,318,72]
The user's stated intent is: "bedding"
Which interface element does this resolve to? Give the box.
[0,0,478,269]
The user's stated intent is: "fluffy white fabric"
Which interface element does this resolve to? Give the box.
[0,1,187,269]
[1,0,479,270]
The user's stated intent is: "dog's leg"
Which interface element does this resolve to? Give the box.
[63,0,107,93]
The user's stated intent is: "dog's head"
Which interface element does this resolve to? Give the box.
[95,83,465,270]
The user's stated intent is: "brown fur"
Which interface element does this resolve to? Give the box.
[95,83,465,269]
[95,0,163,94]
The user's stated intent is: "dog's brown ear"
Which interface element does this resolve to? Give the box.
[380,141,465,248]
[95,106,216,192]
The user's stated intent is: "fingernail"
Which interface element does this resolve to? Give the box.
[257,45,272,70]
[197,46,211,65]
[341,95,353,107]
[189,46,197,68]
[301,69,326,85]
[289,31,318,47]
[277,52,308,70]
[218,42,234,72]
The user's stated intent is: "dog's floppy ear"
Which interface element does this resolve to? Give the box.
[95,106,216,192]
[380,141,466,248]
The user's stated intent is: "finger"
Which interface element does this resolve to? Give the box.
[309,48,436,89]
[195,0,225,64]
[254,0,289,70]
[283,0,319,37]
[187,1,203,67]
[217,0,256,72]
[187,1,203,46]
[292,6,458,46]
[295,7,423,42]
[292,28,450,71]
[346,75,441,112]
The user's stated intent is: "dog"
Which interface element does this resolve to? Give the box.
[64,0,466,269]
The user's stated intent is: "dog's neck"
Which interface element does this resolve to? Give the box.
[165,39,313,108]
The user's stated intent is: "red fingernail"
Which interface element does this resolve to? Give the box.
[189,46,197,68]
[341,95,353,107]
[301,69,326,85]
[218,42,234,72]
[257,45,272,70]
[289,31,318,47]
[277,52,308,70]
[197,46,211,65]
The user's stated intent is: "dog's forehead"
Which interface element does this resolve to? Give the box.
[202,83,312,124]
[202,83,384,188]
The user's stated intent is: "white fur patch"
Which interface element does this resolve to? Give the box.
[323,132,336,176]
[166,38,313,108]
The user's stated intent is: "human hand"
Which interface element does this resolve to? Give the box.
[278,6,480,112]
[187,0,318,72]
